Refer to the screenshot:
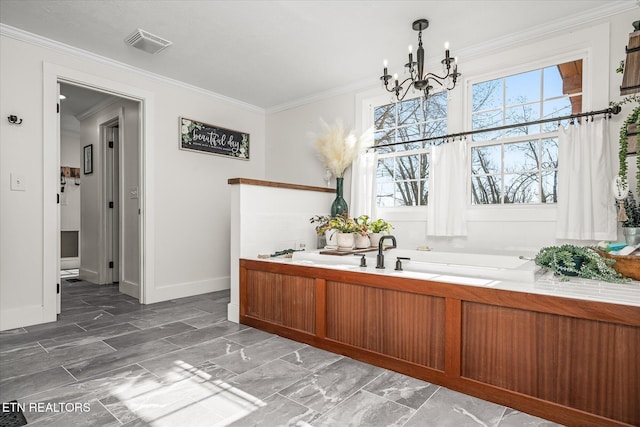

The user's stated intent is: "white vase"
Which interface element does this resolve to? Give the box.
[336,232,355,251]
[354,233,371,249]
[325,229,338,249]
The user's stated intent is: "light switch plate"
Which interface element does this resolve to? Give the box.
[10,173,26,191]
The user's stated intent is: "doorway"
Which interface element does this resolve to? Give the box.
[58,82,141,302]
[44,62,154,324]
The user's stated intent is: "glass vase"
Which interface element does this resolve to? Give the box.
[331,177,348,217]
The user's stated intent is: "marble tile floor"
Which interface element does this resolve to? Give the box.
[0,279,563,427]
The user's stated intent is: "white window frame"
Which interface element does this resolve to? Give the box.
[465,52,588,218]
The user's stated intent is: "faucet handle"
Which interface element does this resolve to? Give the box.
[395,257,410,271]
[354,253,367,267]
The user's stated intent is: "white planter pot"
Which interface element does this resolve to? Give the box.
[354,233,371,249]
[324,229,338,249]
[368,232,384,248]
[336,232,355,251]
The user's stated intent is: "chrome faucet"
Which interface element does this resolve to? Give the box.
[376,235,397,269]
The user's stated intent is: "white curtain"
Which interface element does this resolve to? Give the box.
[350,150,378,218]
[427,140,468,236]
[556,118,616,240]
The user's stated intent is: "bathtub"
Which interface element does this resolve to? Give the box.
[291,248,540,283]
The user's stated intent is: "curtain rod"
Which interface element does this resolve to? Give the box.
[372,105,622,151]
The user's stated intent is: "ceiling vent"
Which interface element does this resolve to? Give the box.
[125,29,172,54]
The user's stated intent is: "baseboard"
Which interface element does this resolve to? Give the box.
[0,305,57,331]
[79,267,99,284]
[120,280,139,299]
[227,302,239,323]
[145,276,230,304]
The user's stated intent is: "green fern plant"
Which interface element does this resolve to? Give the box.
[534,245,628,282]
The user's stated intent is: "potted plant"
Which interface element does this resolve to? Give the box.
[354,215,371,249]
[332,214,359,250]
[367,217,394,248]
[310,215,338,248]
[533,244,628,282]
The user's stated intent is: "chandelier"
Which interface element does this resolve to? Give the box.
[380,19,460,101]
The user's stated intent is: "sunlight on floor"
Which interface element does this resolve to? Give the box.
[111,360,267,426]
[60,269,79,278]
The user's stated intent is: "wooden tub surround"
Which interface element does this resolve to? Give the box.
[239,259,640,427]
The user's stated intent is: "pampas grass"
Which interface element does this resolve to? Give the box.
[313,119,372,178]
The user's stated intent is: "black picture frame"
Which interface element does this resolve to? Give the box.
[83,144,93,174]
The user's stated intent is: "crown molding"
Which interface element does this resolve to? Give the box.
[457,1,638,61]
[0,24,265,115]
[75,96,120,121]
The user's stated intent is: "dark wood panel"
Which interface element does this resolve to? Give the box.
[461,302,640,426]
[326,281,445,369]
[228,178,334,193]
[240,259,640,327]
[246,270,315,333]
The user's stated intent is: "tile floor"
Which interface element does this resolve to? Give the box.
[0,279,562,426]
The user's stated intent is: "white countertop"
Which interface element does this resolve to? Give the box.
[248,252,640,308]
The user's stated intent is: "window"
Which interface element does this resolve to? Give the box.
[374,92,447,207]
[470,60,582,204]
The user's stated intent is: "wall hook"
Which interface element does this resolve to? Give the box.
[8,115,23,125]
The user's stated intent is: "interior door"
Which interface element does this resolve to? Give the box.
[106,124,120,284]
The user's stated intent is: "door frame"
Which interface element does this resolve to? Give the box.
[43,63,155,319]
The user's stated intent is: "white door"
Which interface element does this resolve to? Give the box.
[105,124,120,284]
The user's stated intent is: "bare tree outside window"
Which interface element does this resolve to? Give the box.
[470,60,582,205]
[375,92,447,207]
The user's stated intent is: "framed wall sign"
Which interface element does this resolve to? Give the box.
[83,144,93,174]
[179,117,249,160]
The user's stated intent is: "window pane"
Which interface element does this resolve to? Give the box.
[541,171,558,203]
[398,98,423,125]
[375,129,394,151]
[504,173,540,204]
[420,179,429,206]
[506,70,541,105]
[543,98,572,119]
[395,180,420,206]
[505,104,541,136]
[504,140,539,172]
[473,79,503,112]
[472,109,502,131]
[472,145,501,174]
[543,65,564,99]
[396,125,421,151]
[375,103,395,129]
[541,138,558,170]
[423,119,447,139]
[471,175,502,204]
[395,155,420,180]
[377,158,393,181]
[376,181,395,207]
[424,92,448,119]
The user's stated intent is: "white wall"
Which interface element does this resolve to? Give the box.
[0,30,266,330]
[266,91,356,202]
[60,128,81,269]
[265,11,637,256]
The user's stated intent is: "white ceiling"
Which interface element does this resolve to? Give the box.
[1,1,637,110]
